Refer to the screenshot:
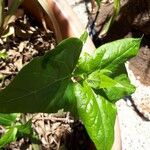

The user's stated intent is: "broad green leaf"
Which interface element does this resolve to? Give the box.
[74,81,116,150]
[87,70,119,89]
[96,96,116,150]
[76,38,140,75]
[16,120,33,138]
[103,74,135,102]
[62,81,77,116]
[75,52,92,75]
[0,127,17,148]
[0,38,82,113]
[87,70,135,102]
[0,52,7,59]
[0,113,19,126]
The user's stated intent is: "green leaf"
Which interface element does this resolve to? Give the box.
[74,81,116,150]
[87,70,119,89]
[87,70,135,102]
[0,52,7,59]
[0,113,19,126]
[76,38,141,75]
[0,38,82,113]
[80,31,88,43]
[62,81,77,116]
[75,52,92,75]
[0,127,17,148]
[16,120,33,138]
[103,74,135,102]
[100,0,120,36]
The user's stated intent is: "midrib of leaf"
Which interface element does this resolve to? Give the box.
[97,96,117,150]
[0,75,70,104]
[0,117,12,125]
[99,103,107,150]
[76,82,108,149]
[102,42,138,69]
[87,78,123,88]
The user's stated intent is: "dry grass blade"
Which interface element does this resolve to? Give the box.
[0,0,4,27]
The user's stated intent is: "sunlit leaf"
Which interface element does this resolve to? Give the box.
[0,113,19,126]
[80,31,88,43]
[100,0,120,36]
[0,38,82,113]
[76,38,141,75]
[0,127,17,148]
[0,52,7,59]
[74,81,116,150]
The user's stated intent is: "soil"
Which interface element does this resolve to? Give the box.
[0,8,94,150]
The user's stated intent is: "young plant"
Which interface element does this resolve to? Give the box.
[0,37,140,149]
[0,113,35,148]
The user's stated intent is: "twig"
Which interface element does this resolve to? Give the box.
[33,116,74,124]
[0,70,17,75]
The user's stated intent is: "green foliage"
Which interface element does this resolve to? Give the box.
[100,0,120,36]
[0,38,82,113]
[75,38,141,74]
[0,37,140,149]
[0,113,19,126]
[0,114,33,148]
[74,81,116,150]
[80,31,88,43]
[0,127,17,148]
[16,120,33,138]
[87,71,135,102]
[0,52,7,59]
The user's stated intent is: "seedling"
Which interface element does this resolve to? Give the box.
[0,36,140,149]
